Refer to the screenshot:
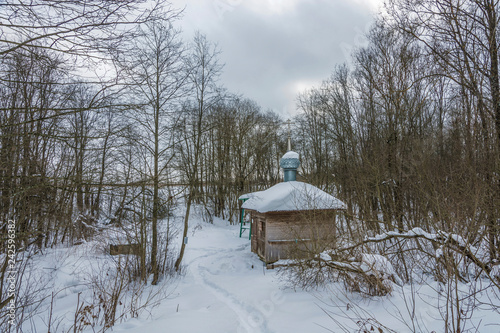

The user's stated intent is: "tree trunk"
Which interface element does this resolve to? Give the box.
[175,194,192,272]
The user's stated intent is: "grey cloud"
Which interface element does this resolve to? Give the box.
[174,0,376,116]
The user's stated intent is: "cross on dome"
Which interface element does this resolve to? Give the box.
[285,118,294,151]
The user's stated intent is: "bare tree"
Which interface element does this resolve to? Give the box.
[0,0,167,59]
[175,32,223,271]
[387,0,500,260]
[202,97,282,223]
[115,18,186,284]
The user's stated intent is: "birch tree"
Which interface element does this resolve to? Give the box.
[116,19,186,284]
[175,32,223,271]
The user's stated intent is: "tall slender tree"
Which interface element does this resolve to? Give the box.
[116,18,186,284]
[175,32,223,271]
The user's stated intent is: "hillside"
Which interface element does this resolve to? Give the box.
[23,214,500,333]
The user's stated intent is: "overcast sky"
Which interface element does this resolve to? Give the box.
[168,0,383,118]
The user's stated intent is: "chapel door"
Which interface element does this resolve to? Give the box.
[257,219,266,258]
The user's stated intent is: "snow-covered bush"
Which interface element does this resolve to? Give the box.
[340,254,398,296]
[282,225,500,298]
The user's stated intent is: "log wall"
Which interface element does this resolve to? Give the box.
[248,210,340,263]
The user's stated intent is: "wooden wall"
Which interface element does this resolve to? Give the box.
[249,210,341,263]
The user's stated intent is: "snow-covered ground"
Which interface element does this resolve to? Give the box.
[110,218,345,333]
[23,216,500,332]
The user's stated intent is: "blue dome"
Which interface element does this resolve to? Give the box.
[280,151,300,181]
[280,151,300,168]
[280,157,300,169]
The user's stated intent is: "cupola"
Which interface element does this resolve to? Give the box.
[280,150,300,182]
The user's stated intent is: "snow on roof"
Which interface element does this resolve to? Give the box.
[282,150,299,159]
[240,181,346,213]
[238,191,263,201]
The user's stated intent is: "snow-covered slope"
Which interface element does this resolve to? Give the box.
[112,219,339,333]
[25,215,500,332]
[111,219,500,333]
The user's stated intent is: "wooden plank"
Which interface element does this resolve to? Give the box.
[246,208,341,263]
[109,243,140,255]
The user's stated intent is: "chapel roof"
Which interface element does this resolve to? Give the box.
[239,181,346,213]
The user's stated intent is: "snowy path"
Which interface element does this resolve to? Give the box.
[190,245,273,333]
[183,223,281,333]
[111,218,347,333]
[113,220,293,332]
[110,219,369,332]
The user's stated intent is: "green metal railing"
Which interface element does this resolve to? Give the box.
[238,198,251,239]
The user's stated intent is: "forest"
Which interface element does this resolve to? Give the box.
[1,0,499,332]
